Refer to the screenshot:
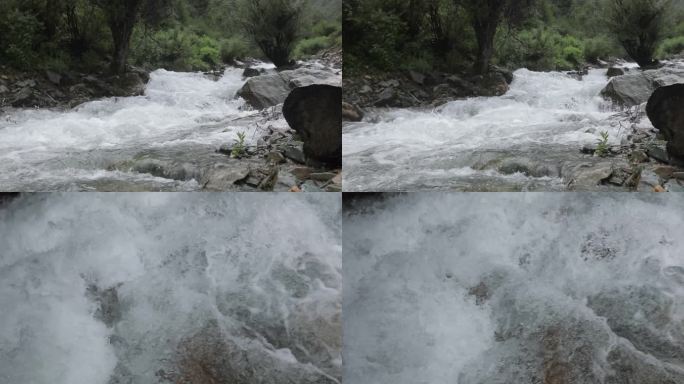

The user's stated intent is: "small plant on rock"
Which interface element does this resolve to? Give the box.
[595,131,610,157]
[231,131,247,158]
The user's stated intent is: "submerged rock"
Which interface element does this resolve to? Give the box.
[646,83,684,160]
[283,84,342,166]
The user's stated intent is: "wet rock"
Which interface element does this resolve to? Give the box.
[476,72,509,96]
[301,180,323,192]
[601,66,684,107]
[129,158,200,181]
[170,322,338,384]
[266,151,286,164]
[283,84,342,165]
[342,102,363,122]
[588,286,684,364]
[310,172,337,182]
[566,162,614,190]
[665,179,684,191]
[374,87,398,107]
[408,71,426,85]
[629,149,649,163]
[646,83,684,160]
[606,67,625,78]
[201,165,250,190]
[637,169,663,192]
[45,70,62,85]
[243,67,261,78]
[283,143,307,164]
[647,145,672,164]
[86,285,122,328]
[11,87,35,107]
[237,68,339,110]
[291,167,312,180]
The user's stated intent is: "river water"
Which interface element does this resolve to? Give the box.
[344,193,684,384]
[0,193,342,384]
[0,67,273,191]
[343,68,636,191]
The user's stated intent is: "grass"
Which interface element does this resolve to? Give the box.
[231,131,247,158]
[595,131,610,157]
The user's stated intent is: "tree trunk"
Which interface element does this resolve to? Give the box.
[104,0,142,74]
[470,0,505,75]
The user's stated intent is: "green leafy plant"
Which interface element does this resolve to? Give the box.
[595,131,610,157]
[231,131,247,159]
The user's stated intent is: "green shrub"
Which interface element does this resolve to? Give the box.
[311,20,340,37]
[556,35,584,70]
[606,0,671,67]
[583,35,618,63]
[193,35,221,68]
[294,36,330,58]
[0,8,41,67]
[659,36,684,57]
[219,37,249,63]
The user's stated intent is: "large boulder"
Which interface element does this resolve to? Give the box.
[601,66,684,107]
[237,68,339,110]
[646,83,684,160]
[283,84,342,166]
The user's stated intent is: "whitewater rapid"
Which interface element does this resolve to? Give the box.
[344,193,684,384]
[343,68,631,191]
[0,193,342,384]
[0,68,270,191]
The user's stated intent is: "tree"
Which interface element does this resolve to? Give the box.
[456,0,537,74]
[92,0,143,74]
[243,0,302,67]
[606,0,672,67]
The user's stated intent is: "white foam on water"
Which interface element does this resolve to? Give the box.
[0,193,341,384]
[0,68,252,152]
[343,68,628,190]
[344,194,684,384]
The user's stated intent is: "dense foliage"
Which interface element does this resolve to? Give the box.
[344,0,684,75]
[0,0,341,73]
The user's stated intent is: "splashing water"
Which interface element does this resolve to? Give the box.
[343,69,630,191]
[0,68,267,191]
[0,193,342,384]
[344,193,684,384]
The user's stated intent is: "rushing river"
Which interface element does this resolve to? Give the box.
[0,67,274,191]
[344,193,684,384]
[0,193,342,384]
[343,68,636,192]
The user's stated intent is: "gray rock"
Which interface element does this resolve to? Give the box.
[646,83,684,160]
[647,145,671,164]
[0,85,8,94]
[408,71,425,85]
[242,67,261,78]
[374,87,398,107]
[201,165,250,190]
[130,159,199,181]
[283,143,307,164]
[606,67,625,78]
[237,68,339,110]
[342,102,363,122]
[637,169,662,191]
[45,70,62,85]
[601,66,684,107]
[283,84,342,165]
[11,87,34,107]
